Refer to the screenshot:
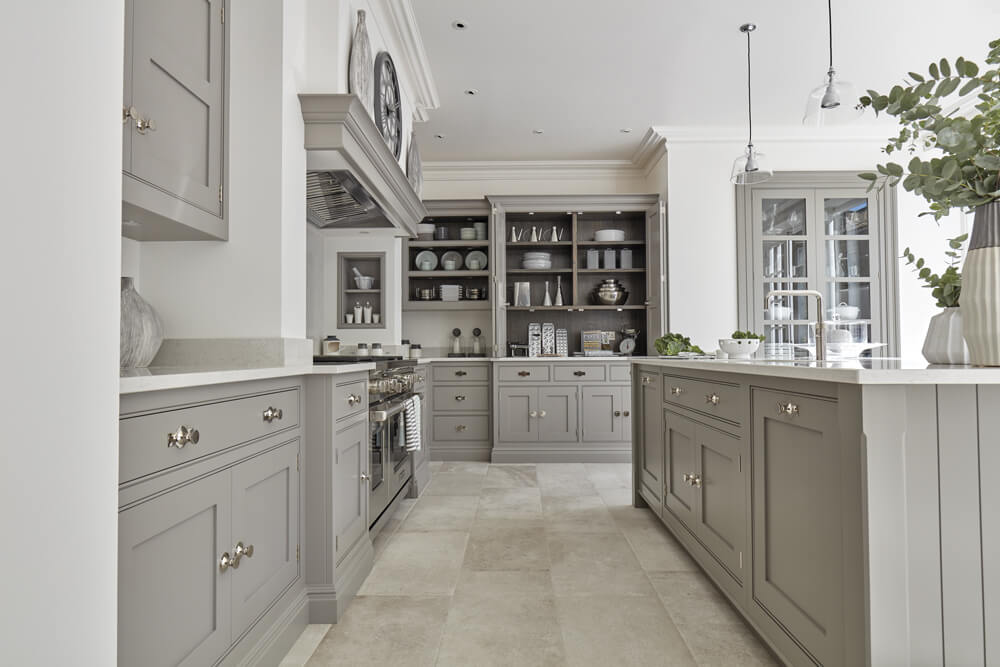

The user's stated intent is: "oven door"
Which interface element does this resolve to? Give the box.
[369,398,405,524]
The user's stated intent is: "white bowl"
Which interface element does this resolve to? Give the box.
[718,338,761,359]
[835,304,861,320]
[523,252,552,259]
[594,229,626,242]
[354,276,374,289]
[417,223,435,233]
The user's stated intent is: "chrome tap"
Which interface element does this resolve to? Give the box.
[765,289,826,361]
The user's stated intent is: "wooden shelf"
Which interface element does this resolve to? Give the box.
[408,270,490,278]
[576,240,646,246]
[505,305,646,312]
[507,268,573,274]
[506,241,573,247]
[577,268,645,273]
[339,323,385,329]
[404,300,491,311]
[344,288,381,293]
[409,240,489,248]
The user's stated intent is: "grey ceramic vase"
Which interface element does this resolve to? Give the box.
[961,201,1000,365]
[120,277,163,369]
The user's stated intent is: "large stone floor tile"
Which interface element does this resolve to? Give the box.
[547,532,652,596]
[464,521,551,571]
[476,486,543,520]
[306,596,449,667]
[455,568,555,597]
[542,494,619,533]
[483,463,539,488]
[617,516,698,573]
[398,495,479,532]
[595,485,633,507]
[554,594,696,667]
[435,591,566,667]
[583,462,632,489]
[358,531,468,596]
[437,461,489,475]
[425,472,486,496]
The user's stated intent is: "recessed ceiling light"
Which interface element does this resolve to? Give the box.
[464,88,478,96]
[451,20,467,30]
[434,133,445,139]
[615,211,622,215]
[532,129,544,135]
[620,128,632,134]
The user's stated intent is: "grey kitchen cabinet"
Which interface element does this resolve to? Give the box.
[333,417,368,564]
[230,440,300,638]
[497,386,536,443]
[663,409,698,529]
[119,469,232,667]
[691,422,744,581]
[581,385,630,442]
[636,370,663,509]
[751,387,845,666]
[428,362,493,461]
[537,386,579,442]
[122,0,228,241]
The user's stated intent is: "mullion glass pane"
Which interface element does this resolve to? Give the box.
[763,281,810,320]
[825,239,870,278]
[825,281,871,320]
[762,198,807,235]
[763,240,808,279]
[825,197,869,235]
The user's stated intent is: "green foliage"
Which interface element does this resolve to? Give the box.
[730,330,765,341]
[858,38,1000,220]
[901,233,969,307]
[654,333,705,356]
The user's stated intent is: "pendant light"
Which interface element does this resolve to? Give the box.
[731,23,772,185]
[802,0,862,125]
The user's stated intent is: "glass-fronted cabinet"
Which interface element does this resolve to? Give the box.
[737,173,898,358]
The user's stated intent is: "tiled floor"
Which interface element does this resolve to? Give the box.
[282,462,779,667]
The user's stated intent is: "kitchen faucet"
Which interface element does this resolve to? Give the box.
[765,289,826,361]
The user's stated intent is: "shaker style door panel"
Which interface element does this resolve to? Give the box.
[638,373,663,507]
[230,440,300,637]
[498,387,537,442]
[119,471,231,667]
[663,410,698,529]
[693,424,744,582]
[333,419,369,563]
[537,387,578,442]
[646,200,665,348]
[751,388,844,666]
[581,386,620,442]
[130,0,224,216]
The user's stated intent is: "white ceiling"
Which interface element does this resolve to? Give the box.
[412,0,999,161]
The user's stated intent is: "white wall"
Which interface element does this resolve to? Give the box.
[0,1,122,663]
[403,311,493,355]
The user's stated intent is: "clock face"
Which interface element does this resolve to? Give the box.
[373,52,402,159]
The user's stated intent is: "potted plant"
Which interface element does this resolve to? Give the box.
[719,330,765,359]
[859,38,1000,365]
[902,234,970,364]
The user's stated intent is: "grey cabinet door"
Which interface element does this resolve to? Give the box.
[537,386,578,442]
[230,440,300,638]
[119,471,231,667]
[693,423,744,582]
[663,410,697,528]
[751,388,844,666]
[646,200,666,348]
[638,373,663,506]
[130,0,224,216]
[581,386,621,442]
[334,419,369,562]
[619,386,632,441]
[498,387,536,442]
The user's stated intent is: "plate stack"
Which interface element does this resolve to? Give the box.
[438,285,462,302]
[522,252,552,270]
[465,287,487,300]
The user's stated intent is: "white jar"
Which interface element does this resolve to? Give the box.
[409,344,422,359]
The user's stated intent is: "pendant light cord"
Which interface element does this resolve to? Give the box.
[827,0,834,69]
[746,29,753,145]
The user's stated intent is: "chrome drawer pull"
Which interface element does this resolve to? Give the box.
[573,370,586,377]
[455,370,468,377]
[706,393,721,405]
[455,395,467,402]
[670,386,683,396]
[167,425,199,449]
[347,394,362,407]
[262,406,283,422]
[518,370,531,377]
[641,376,652,385]
[456,424,468,432]
[777,402,799,417]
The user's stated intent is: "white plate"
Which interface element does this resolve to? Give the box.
[594,229,626,242]
[523,251,552,259]
[414,250,437,270]
[465,250,488,270]
[441,250,463,268]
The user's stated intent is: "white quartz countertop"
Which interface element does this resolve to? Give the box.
[631,357,1000,385]
[416,356,649,363]
[120,362,375,394]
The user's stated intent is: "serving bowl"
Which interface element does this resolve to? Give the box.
[719,338,760,359]
[592,279,629,305]
[594,229,626,242]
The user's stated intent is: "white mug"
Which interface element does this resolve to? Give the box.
[345,313,354,324]
[373,313,381,324]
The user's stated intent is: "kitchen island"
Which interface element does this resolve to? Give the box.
[631,357,999,667]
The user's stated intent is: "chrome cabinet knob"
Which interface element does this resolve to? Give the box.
[167,425,199,449]
[455,395,466,402]
[529,410,538,418]
[623,410,630,417]
[682,473,692,484]
[538,410,546,418]
[614,410,622,417]
[690,475,702,488]
[360,472,370,482]
[641,376,652,385]
[135,115,156,134]
[706,393,721,405]
[219,552,232,572]
[232,541,254,568]
[670,386,683,396]
[456,424,468,432]
[262,406,283,422]
[347,394,361,407]
[777,402,799,416]
[123,105,138,123]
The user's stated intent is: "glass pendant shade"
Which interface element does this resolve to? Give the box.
[803,68,863,125]
[731,144,773,185]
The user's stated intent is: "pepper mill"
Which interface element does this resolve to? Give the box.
[450,328,463,357]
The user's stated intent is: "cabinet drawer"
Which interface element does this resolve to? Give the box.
[609,364,631,382]
[496,365,550,382]
[662,375,742,425]
[433,385,489,412]
[433,415,490,441]
[553,365,606,382]
[432,364,489,383]
[120,389,300,483]
[333,378,368,421]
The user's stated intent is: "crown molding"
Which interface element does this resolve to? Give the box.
[370,0,440,123]
[630,128,668,176]
[422,159,644,182]
[651,124,890,145]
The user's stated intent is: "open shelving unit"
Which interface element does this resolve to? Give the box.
[338,252,386,329]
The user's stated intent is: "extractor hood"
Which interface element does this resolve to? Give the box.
[300,94,425,236]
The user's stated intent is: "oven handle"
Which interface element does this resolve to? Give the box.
[369,394,413,423]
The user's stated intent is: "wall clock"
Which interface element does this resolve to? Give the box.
[373,51,402,159]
